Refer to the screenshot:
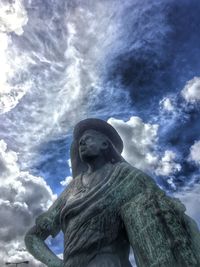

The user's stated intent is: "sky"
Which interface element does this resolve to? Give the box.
[0,0,200,266]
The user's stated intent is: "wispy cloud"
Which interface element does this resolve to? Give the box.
[0,0,30,114]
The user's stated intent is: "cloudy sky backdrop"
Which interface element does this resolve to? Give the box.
[0,0,200,266]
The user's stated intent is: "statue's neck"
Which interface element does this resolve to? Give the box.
[86,156,107,174]
[82,160,112,189]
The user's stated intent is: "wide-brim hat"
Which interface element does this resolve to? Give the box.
[70,118,124,178]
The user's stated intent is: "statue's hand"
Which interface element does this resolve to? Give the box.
[36,213,52,232]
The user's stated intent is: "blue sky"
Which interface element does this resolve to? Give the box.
[0,0,200,266]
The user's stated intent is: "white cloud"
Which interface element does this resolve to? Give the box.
[0,0,31,114]
[0,240,45,266]
[181,77,200,103]
[67,159,72,174]
[159,97,174,112]
[155,150,181,176]
[108,117,181,179]
[108,117,159,172]
[189,140,200,165]
[174,183,200,229]
[60,176,73,187]
[0,139,56,266]
[0,0,28,35]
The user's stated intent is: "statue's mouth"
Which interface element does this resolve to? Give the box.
[80,147,87,153]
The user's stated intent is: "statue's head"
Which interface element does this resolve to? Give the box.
[70,118,124,178]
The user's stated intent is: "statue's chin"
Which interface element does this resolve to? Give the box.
[80,153,99,163]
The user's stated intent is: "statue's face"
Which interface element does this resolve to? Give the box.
[79,130,108,161]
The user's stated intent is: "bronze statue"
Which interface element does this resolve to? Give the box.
[25,118,200,267]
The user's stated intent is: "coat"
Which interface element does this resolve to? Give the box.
[35,161,200,267]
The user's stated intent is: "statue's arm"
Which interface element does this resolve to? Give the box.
[25,224,63,267]
[119,170,200,267]
[24,186,70,267]
[120,190,177,267]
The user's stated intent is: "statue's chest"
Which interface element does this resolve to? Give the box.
[63,176,123,243]
[67,171,111,201]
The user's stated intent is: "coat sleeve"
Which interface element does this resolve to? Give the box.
[120,179,200,267]
[24,187,70,267]
[35,186,69,238]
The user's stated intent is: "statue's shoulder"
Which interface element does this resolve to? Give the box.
[115,161,145,176]
[38,178,75,219]
[115,161,158,189]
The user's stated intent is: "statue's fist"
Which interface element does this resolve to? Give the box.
[35,212,52,232]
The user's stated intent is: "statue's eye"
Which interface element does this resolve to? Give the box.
[79,139,85,145]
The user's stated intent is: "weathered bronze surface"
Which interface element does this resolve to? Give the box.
[25,118,200,267]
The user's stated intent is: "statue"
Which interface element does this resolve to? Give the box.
[25,118,200,267]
